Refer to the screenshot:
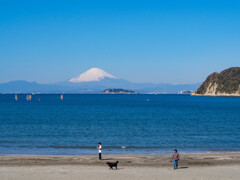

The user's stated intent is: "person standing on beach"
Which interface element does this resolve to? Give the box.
[172,149,180,169]
[97,142,102,160]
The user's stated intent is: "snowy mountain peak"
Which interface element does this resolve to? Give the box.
[69,68,117,83]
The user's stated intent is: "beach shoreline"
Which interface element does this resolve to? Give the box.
[1,153,240,180]
[1,152,240,167]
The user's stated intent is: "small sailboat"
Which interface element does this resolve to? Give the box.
[15,94,18,101]
[60,94,63,100]
[26,94,32,101]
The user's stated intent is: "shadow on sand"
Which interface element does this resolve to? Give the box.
[178,167,189,169]
[108,168,124,170]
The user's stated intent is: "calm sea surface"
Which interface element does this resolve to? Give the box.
[0,94,240,155]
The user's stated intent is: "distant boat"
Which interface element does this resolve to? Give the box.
[60,94,63,100]
[15,94,18,101]
[38,95,40,101]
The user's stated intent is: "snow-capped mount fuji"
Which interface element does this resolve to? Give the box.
[69,68,117,83]
[0,67,201,93]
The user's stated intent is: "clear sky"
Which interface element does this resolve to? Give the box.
[0,0,239,84]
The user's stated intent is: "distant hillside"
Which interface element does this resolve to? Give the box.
[193,67,240,96]
[103,88,138,94]
[0,80,200,94]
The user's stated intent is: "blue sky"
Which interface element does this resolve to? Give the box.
[0,0,239,84]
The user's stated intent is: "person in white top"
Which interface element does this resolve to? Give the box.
[96,142,102,160]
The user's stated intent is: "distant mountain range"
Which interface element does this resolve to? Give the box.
[0,68,201,94]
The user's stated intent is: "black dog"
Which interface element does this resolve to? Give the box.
[106,161,119,169]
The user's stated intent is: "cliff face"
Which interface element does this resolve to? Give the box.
[193,67,240,96]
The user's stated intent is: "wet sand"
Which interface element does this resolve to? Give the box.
[0,153,240,179]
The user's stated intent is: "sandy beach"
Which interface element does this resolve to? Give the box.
[1,153,240,180]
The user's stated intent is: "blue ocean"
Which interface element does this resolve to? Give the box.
[0,94,240,155]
